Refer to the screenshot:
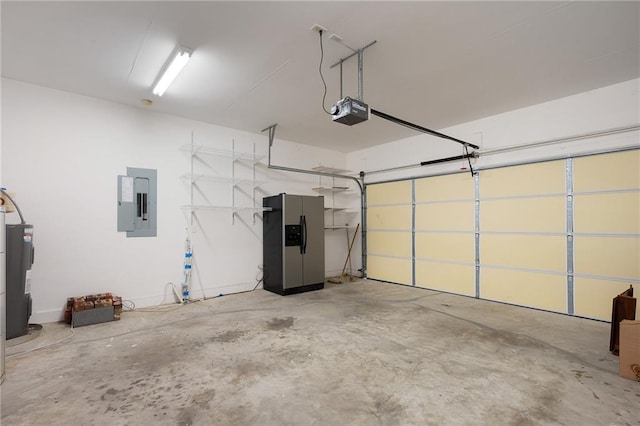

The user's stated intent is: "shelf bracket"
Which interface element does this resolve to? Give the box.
[262,123,278,167]
[263,123,277,147]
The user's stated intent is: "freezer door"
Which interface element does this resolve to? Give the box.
[283,195,303,290]
[302,196,325,285]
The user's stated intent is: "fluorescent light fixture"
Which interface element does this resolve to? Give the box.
[152,46,192,96]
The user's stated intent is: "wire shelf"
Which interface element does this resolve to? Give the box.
[180,144,265,162]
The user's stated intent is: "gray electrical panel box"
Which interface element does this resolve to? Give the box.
[117,167,157,237]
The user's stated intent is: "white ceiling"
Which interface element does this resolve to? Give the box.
[2,1,639,153]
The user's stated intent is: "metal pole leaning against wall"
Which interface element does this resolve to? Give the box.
[261,124,367,278]
[360,171,367,278]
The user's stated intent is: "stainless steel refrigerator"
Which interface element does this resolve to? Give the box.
[263,194,324,295]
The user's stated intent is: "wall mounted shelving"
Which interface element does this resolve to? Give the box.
[311,166,359,230]
[181,139,269,226]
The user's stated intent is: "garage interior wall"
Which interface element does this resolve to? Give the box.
[0,78,357,324]
[348,79,639,178]
[2,78,638,324]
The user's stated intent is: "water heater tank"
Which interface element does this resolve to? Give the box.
[6,223,34,340]
[1,207,6,383]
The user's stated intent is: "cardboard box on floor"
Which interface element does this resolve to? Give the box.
[619,320,640,381]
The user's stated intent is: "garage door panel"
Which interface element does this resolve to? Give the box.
[415,202,475,231]
[368,231,412,257]
[415,173,474,201]
[481,197,565,233]
[367,205,412,230]
[480,268,567,313]
[415,233,474,263]
[574,193,640,234]
[574,277,640,321]
[574,150,640,192]
[367,256,412,285]
[367,181,411,205]
[415,261,475,296]
[480,161,565,197]
[481,234,565,272]
[574,237,640,279]
[571,150,639,320]
[478,160,567,314]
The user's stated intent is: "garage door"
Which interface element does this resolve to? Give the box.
[365,149,639,321]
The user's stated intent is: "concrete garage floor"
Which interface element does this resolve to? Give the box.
[1,280,639,425]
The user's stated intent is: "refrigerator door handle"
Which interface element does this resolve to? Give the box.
[301,215,308,254]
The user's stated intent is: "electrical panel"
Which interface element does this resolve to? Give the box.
[117,167,157,237]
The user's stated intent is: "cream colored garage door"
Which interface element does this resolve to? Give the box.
[365,149,639,321]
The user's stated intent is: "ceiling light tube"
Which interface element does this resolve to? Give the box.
[152,46,192,96]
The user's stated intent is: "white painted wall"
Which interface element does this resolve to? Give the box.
[349,79,639,180]
[1,79,356,324]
